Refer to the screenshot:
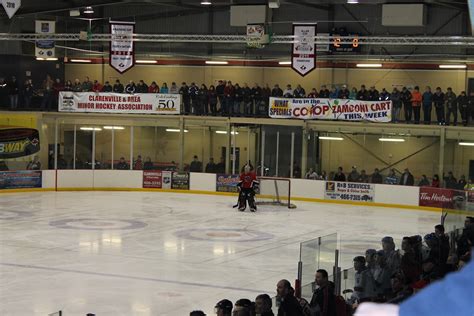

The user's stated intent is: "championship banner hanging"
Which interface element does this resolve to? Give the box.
[35,20,55,59]
[1,0,20,19]
[269,97,392,122]
[110,21,135,73]
[59,92,181,115]
[0,127,40,159]
[291,23,316,76]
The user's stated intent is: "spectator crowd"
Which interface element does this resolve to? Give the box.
[2,75,474,126]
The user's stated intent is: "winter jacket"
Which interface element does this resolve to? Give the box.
[338,89,350,99]
[422,91,433,106]
[319,89,330,98]
[432,92,445,107]
[445,91,457,109]
[391,91,402,108]
[368,89,380,101]
[357,89,369,100]
[293,87,306,98]
[271,87,283,97]
[411,90,422,107]
[113,83,124,93]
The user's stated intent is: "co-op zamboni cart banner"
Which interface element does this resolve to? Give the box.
[269,97,392,122]
[59,92,181,115]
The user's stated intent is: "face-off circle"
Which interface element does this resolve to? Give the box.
[49,218,147,230]
[175,228,274,242]
[0,210,34,220]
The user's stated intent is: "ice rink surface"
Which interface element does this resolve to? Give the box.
[0,191,441,315]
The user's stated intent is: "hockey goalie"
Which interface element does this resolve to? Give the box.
[237,165,259,212]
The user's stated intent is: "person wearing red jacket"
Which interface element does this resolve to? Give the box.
[237,164,258,212]
[411,86,422,124]
[92,80,102,93]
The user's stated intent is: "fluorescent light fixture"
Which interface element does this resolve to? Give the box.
[200,1,212,4]
[278,61,292,65]
[379,138,405,142]
[439,64,467,69]
[215,131,239,135]
[70,59,91,63]
[205,61,228,65]
[166,128,188,133]
[36,57,58,61]
[459,142,474,146]
[103,126,125,130]
[80,127,102,131]
[318,136,344,141]
[268,0,280,8]
[136,60,157,64]
[84,6,94,14]
[356,63,383,68]
[347,0,359,3]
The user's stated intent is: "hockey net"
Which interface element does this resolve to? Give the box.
[256,177,296,209]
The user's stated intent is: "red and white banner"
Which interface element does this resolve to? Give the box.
[419,187,466,209]
[110,22,135,74]
[291,23,316,76]
[269,97,392,122]
[143,171,162,188]
[59,92,181,115]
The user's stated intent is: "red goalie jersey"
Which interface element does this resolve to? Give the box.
[239,171,257,189]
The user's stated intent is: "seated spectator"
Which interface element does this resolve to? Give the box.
[371,168,383,183]
[305,168,319,180]
[310,269,336,316]
[92,80,102,93]
[338,85,350,99]
[160,82,169,94]
[136,80,148,93]
[215,299,232,316]
[113,79,124,93]
[189,155,202,172]
[205,157,216,173]
[125,81,136,94]
[379,88,390,101]
[431,174,440,187]
[255,294,274,316]
[276,279,304,316]
[319,85,330,98]
[233,299,253,316]
[292,162,302,178]
[283,84,293,98]
[170,82,179,94]
[387,271,413,304]
[101,81,112,92]
[26,156,41,170]
[307,88,318,98]
[465,178,474,190]
[368,86,379,101]
[329,86,338,99]
[384,169,398,185]
[334,166,346,182]
[133,155,143,170]
[399,168,414,186]
[81,77,93,92]
[349,87,357,100]
[418,174,430,186]
[148,81,159,93]
[72,79,82,92]
[64,80,73,92]
[347,166,360,182]
[115,157,129,170]
[271,84,283,97]
[190,311,206,316]
[444,171,457,189]
[357,85,368,100]
[320,171,327,181]
[358,169,369,183]
[293,84,305,98]
[143,157,154,170]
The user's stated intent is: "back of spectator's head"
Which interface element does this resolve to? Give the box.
[233,299,252,316]
[360,84,365,89]
[436,87,441,91]
[255,294,272,314]
[365,249,376,262]
[190,311,206,316]
[215,299,233,315]
[382,236,395,251]
[447,87,452,91]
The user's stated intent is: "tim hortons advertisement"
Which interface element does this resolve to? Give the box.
[59,92,181,115]
[269,97,392,122]
[325,181,375,202]
[419,187,466,209]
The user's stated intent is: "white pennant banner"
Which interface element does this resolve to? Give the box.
[110,21,135,74]
[291,23,316,77]
[1,0,21,19]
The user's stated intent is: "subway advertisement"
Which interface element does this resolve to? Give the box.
[0,127,40,159]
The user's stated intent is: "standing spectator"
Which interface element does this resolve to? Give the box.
[7,76,19,109]
[233,83,243,116]
[216,157,225,174]
[205,157,216,173]
[91,80,102,93]
[242,83,252,116]
[252,83,262,115]
[371,168,383,184]
[113,79,124,93]
[293,84,306,98]
[458,175,467,190]
[271,84,283,97]
[81,77,93,92]
[399,168,415,185]
[26,156,41,170]
[307,88,318,98]
[72,78,82,92]
[334,166,346,182]
[41,74,54,111]
[358,169,369,183]
[223,81,234,116]
[283,84,293,98]
[292,162,302,178]
[338,85,350,99]
[411,86,422,124]
[133,155,143,170]
[143,157,154,170]
[350,256,375,304]
[445,87,457,125]
[349,87,357,100]
[125,81,136,94]
[309,269,336,316]
[135,80,148,93]
[348,166,360,182]
[197,84,208,115]
[469,92,474,125]
[357,85,368,100]
[276,280,304,316]
[418,175,430,186]
[305,168,319,180]
[160,82,169,94]
[400,87,412,123]
[422,86,433,124]
[329,86,338,99]
[255,294,274,316]
[373,250,392,297]
[214,299,233,316]
[379,88,390,101]
[179,82,190,114]
[260,84,271,117]
[115,157,129,170]
[368,86,379,101]
[432,87,445,125]
[381,236,401,276]
[319,85,330,98]
[64,80,73,91]
[1,78,11,107]
[169,82,179,94]
[432,174,440,187]
[458,91,469,126]
[189,82,199,114]
[52,78,64,109]
[189,155,202,172]
[384,169,398,185]
[208,85,218,115]
[391,87,402,123]
[101,81,112,92]
[216,80,225,112]
[22,79,34,108]
[444,171,457,189]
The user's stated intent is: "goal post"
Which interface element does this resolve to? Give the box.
[256,177,296,209]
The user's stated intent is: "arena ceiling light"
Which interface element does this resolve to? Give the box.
[318,136,344,141]
[347,0,359,3]
[278,61,291,65]
[356,63,383,68]
[439,64,467,69]
[458,142,474,146]
[84,6,94,14]
[378,138,405,142]
[36,57,58,61]
[80,127,102,131]
[200,1,212,5]
[136,60,157,64]
[166,128,188,133]
[103,126,125,130]
[205,61,228,65]
[70,59,91,63]
[215,131,239,135]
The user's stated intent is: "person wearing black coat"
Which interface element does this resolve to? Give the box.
[310,270,336,316]
[8,76,19,109]
[399,168,414,186]
[319,85,330,98]
[251,83,262,116]
[242,83,252,116]
[457,91,469,126]
[271,84,283,97]
[180,82,190,114]
[197,84,208,115]
[276,280,304,316]
[333,167,346,182]
[357,85,369,100]
[432,87,445,125]
[368,86,379,101]
[400,87,412,123]
[113,79,124,93]
[188,83,199,115]
[0,78,9,108]
[208,85,218,115]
